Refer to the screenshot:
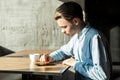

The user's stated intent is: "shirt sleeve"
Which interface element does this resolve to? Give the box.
[73,34,108,80]
[49,35,76,61]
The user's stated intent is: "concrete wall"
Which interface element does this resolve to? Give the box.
[0,0,70,52]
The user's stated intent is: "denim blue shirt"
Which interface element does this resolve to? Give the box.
[49,25,111,80]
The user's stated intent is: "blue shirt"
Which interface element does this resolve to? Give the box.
[49,25,111,80]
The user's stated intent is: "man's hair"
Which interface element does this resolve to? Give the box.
[54,1,83,21]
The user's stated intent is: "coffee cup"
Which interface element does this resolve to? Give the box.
[29,53,41,62]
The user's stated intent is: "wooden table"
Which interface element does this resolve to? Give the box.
[0,50,70,80]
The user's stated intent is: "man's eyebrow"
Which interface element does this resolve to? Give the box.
[55,16,61,20]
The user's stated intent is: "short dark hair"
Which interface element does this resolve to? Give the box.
[54,1,83,21]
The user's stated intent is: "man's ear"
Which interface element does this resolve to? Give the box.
[73,18,79,25]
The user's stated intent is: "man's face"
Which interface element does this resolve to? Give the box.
[56,18,77,37]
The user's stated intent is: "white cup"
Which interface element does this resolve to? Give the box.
[29,53,41,62]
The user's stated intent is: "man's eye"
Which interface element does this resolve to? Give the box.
[63,26,67,28]
[60,26,67,29]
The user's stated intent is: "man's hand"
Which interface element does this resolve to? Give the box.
[39,54,53,65]
[62,57,76,66]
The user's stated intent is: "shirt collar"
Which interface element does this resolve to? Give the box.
[77,25,91,39]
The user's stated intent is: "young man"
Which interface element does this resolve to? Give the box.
[39,1,112,80]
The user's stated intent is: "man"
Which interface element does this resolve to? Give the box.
[39,1,112,80]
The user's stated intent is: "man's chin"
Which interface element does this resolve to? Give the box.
[66,34,73,37]
[65,34,70,36]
